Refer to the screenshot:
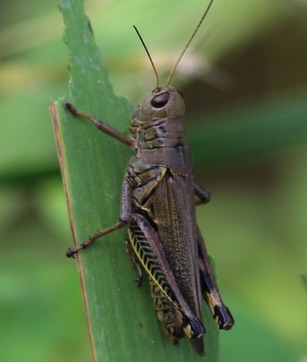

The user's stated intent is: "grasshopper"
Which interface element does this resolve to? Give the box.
[64,0,234,356]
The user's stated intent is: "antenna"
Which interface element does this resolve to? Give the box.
[166,0,214,85]
[133,25,160,89]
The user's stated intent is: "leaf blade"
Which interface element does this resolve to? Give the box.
[52,0,220,360]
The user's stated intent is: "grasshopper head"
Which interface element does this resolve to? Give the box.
[130,86,185,134]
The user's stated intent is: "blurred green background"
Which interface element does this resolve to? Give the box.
[1,0,306,361]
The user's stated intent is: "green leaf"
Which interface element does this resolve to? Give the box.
[51,0,219,361]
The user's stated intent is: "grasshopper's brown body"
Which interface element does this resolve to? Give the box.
[65,86,234,356]
[126,86,209,352]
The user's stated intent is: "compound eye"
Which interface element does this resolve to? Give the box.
[151,92,170,109]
